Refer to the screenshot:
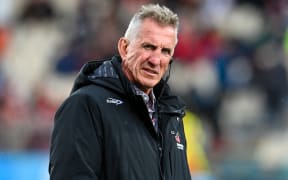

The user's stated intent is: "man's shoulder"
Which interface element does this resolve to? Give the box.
[71,84,105,98]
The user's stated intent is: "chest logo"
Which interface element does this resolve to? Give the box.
[175,132,184,150]
[175,133,181,143]
[106,98,123,105]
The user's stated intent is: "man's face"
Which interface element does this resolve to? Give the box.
[119,18,177,94]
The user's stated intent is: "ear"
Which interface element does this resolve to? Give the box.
[118,37,129,60]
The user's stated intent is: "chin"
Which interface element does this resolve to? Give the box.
[139,77,160,89]
[143,81,158,89]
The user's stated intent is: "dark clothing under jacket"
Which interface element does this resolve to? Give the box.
[49,55,191,180]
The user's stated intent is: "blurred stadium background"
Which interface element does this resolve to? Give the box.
[1,0,288,179]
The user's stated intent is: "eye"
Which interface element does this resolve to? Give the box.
[142,43,156,50]
[162,48,171,56]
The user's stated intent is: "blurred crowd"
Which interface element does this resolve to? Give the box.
[1,0,288,178]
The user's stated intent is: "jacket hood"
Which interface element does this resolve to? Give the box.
[70,56,125,95]
[70,55,185,114]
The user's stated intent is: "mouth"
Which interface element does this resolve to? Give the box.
[142,68,159,77]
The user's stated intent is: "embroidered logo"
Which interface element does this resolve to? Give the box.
[175,132,184,150]
[175,133,181,143]
[106,98,123,105]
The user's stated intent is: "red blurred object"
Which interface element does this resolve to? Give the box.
[0,27,10,58]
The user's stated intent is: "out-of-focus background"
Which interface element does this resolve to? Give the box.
[0,0,288,179]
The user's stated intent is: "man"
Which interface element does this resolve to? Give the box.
[49,4,191,180]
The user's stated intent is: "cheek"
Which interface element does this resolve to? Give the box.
[127,53,144,69]
[125,56,141,76]
[160,62,169,75]
[128,61,138,75]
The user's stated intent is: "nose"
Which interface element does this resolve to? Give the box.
[148,57,161,66]
[148,50,162,66]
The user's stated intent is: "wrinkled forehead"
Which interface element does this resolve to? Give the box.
[136,19,178,45]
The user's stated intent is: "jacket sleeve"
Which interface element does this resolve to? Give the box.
[180,118,192,180]
[49,93,103,180]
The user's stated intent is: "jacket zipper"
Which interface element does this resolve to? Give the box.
[158,129,164,180]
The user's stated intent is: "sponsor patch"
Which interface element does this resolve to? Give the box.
[176,143,184,150]
[106,98,123,105]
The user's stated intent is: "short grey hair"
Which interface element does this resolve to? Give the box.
[124,4,179,41]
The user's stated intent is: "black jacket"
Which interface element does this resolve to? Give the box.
[49,55,191,180]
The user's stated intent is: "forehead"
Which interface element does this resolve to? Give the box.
[135,18,177,47]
